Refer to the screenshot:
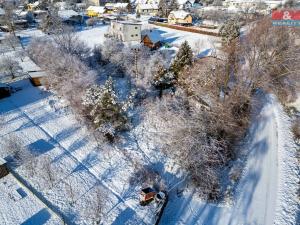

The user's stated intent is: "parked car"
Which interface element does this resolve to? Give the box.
[148,16,167,23]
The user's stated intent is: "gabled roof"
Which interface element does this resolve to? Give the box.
[87,6,106,13]
[58,10,79,20]
[19,57,42,73]
[28,71,47,78]
[105,3,128,8]
[137,3,158,10]
[169,10,191,19]
[142,30,162,43]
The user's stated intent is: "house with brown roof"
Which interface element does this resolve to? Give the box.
[168,10,192,25]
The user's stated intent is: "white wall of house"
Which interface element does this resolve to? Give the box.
[110,21,142,42]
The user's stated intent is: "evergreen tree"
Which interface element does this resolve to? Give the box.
[170,41,193,74]
[219,19,240,45]
[82,77,128,139]
[153,65,176,97]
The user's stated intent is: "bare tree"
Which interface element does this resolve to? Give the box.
[52,25,90,60]
[42,155,56,188]
[1,134,25,158]
[83,185,106,225]
[0,56,22,79]
[28,38,96,111]
[240,18,300,103]
[1,34,21,52]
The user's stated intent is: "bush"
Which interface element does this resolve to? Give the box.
[292,118,300,144]
[86,18,98,27]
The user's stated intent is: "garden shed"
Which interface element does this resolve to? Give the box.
[0,158,9,179]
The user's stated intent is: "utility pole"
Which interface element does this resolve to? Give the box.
[133,47,140,81]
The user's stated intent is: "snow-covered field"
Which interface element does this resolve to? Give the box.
[0,174,61,225]
[76,22,219,56]
[0,80,156,225]
[1,80,298,225]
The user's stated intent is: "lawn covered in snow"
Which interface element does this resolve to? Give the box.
[0,79,158,225]
[0,174,62,225]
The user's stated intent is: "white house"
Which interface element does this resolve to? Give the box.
[136,4,159,15]
[109,21,142,42]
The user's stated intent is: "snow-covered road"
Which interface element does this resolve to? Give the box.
[160,94,299,225]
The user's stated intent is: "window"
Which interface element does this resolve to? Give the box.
[135,34,138,36]
[135,27,138,29]
[131,35,134,37]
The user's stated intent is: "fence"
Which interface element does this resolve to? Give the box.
[153,22,220,37]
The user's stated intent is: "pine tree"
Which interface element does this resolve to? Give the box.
[153,65,176,97]
[82,77,128,139]
[170,41,193,74]
[219,19,240,45]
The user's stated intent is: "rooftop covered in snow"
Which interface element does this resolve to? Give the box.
[58,10,80,20]
[169,10,191,19]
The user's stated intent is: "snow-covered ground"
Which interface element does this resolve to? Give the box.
[1,22,298,225]
[0,80,156,225]
[0,174,62,225]
[159,94,299,225]
[76,22,220,56]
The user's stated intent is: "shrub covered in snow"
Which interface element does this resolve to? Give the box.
[153,65,176,97]
[292,118,300,144]
[219,19,240,45]
[82,77,134,141]
[0,56,22,80]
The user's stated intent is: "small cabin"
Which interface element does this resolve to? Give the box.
[29,71,47,86]
[141,30,163,50]
[19,57,47,86]
[140,187,156,203]
[0,158,9,179]
[0,83,11,99]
